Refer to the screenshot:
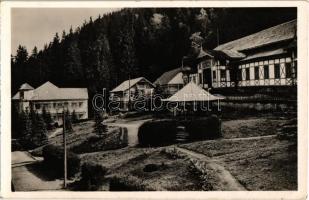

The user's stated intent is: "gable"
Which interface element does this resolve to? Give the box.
[168,72,184,85]
[214,20,296,56]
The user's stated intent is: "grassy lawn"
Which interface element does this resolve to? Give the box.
[79,147,203,191]
[31,121,126,156]
[27,114,296,191]
[222,116,288,139]
[74,114,297,191]
[180,137,297,190]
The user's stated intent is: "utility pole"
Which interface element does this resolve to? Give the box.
[217,27,220,46]
[128,9,134,112]
[128,74,131,111]
[63,108,67,188]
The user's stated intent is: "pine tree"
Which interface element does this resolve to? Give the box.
[19,110,33,148]
[94,111,107,136]
[64,110,73,133]
[31,113,48,147]
[71,110,78,124]
[12,104,21,139]
[12,45,28,94]
[42,106,54,130]
[63,35,84,86]
[30,107,38,132]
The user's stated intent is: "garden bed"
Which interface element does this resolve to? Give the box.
[222,117,289,139]
[180,137,297,190]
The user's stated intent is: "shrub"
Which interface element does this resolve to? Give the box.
[70,127,127,154]
[42,144,80,178]
[12,139,24,151]
[187,115,222,140]
[138,120,177,146]
[94,111,107,136]
[162,147,187,159]
[138,116,221,146]
[187,159,213,191]
[77,163,107,191]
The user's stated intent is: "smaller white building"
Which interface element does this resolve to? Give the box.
[109,77,154,111]
[154,67,184,97]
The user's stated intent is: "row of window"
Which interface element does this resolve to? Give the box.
[239,57,292,68]
[52,113,84,120]
[189,74,205,84]
[213,62,296,82]
[242,63,294,80]
[212,70,226,81]
[35,101,84,110]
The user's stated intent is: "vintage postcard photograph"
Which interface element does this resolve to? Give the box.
[1,1,308,199]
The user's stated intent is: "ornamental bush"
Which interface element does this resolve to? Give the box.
[42,144,80,178]
[138,115,221,146]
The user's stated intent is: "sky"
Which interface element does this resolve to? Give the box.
[11,8,121,55]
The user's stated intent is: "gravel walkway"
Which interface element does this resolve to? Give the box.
[175,147,246,191]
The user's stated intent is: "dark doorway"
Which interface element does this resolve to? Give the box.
[203,68,212,88]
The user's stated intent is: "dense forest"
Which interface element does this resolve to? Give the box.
[11,8,296,98]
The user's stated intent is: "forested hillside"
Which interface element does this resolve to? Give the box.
[11,8,296,97]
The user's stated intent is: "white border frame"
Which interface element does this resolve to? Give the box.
[1,1,308,199]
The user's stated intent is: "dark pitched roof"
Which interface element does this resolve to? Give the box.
[241,48,286,61]
[110,77,154,92]
[214,20,296,56]
[197,48,214,59]
[154,67,183,85]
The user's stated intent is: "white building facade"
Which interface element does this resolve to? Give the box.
[12,81,88,126]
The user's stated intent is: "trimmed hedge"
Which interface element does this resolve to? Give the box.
[186,115,221,140]
[70,127,128,154]
[138,115,221,146]
[42,144,80,178]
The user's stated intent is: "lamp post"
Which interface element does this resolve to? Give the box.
[62,107,67,188]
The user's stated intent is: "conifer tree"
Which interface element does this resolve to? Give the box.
[19,110,33,148]
[64,109,73,133]
[31,113,48,147]
[94,111,107,136]
[71,110,78,124]
[42,107,54,130]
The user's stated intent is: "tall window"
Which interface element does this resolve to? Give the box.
[245,68,250,80]
[285,63,292,78]
[220,70,226,81]
[237,69,242,81]
[212,71,216,80]
[199,73,202,84]
[254,66,259,80]
[264,65,269,79]
[274,64,280,79]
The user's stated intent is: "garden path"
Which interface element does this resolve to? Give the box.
[106,119,151,146]
[175,147,246,191]
[11,151,63,191]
